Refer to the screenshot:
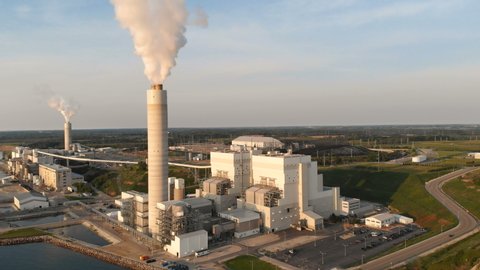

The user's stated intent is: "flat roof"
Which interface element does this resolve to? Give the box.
[183,197,212,208]
[220,208,260,223]
[368,213,394,221]
[176,229,207,239]
[15,192,47,203]
[40,164,70,171]
[302,210,324,220]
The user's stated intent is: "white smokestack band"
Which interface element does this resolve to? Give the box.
[147,84,168,236]
[64,122,71,151]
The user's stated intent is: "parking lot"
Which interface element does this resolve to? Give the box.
[267,224,425,270]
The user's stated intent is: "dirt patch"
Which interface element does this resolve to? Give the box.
[437,218,452,226]
[462,179,474,183]
[416,214,437,226]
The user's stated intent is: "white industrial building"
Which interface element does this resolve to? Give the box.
[39,164,71,191]
[164,230,208,258]
[341,198,360,215]
[412,155,427,163]
[14,192,49,210]
[231,136,284,151]
[115,191,149,233]
[365,213,414,229]
[209,150,341,232]
[210,151,255,195]
[218,208,261,238]
[468,152,480,159]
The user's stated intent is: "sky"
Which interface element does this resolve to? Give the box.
[0,0,479,131]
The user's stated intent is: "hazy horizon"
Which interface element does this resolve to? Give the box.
[1,0,479,131]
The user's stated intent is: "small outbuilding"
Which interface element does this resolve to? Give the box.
[14,192,49,210]
[219,208,261,238]
[366,213,414,228]
[164,230,208,258]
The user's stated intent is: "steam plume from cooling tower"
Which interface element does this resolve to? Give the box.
[111,0,188,84]
[48,96,78,123]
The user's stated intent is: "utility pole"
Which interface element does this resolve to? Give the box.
[343,244,348,257]
[320,251,326,265]
[377,150,380,172]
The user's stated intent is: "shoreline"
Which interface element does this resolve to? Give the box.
[0,235,160,270]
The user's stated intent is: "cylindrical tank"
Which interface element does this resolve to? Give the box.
[173,177,185,201]
[147,84,168,236]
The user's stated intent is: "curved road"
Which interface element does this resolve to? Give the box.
[357,167,480,270]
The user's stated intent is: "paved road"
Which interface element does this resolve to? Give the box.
[356,167,480,270]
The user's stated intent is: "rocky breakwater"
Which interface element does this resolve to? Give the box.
[0,236,159,270]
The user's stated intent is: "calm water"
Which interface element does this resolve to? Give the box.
[0,243,126,270]
[9,214,66,227]
[49,224,111,246]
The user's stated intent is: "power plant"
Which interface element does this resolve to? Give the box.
[147,84,169,236]
[64,121,71,151]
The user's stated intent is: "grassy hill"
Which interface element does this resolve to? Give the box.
[321,163,457,237]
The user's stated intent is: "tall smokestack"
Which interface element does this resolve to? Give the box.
[147,84,168,236]
[64,122,71,151]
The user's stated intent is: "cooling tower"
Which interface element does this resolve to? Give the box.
[147,84,168,236]
[64,122,71,151]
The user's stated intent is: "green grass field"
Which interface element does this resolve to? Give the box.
[321,163,457,235]
[415,140,480,152]
[444,170,480,219]
[90,164,196,196]
[393,168,480,269]
[398,232,480,270]
[0,228,47,239]
[224,255,277,270]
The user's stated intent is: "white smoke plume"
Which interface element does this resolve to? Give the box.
[190,7,208,28]
[48,96,78,123]
[111,0,189,84]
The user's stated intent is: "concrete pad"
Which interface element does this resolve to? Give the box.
[264,235,326,252]
[238,233,280,247]
[193,244,242,263]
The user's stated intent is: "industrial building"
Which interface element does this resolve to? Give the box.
[231,136,284,151]
[201,177,237,212]
[210,151,255,195]
[164,230,208,258]
[156,198,213,256]
[39,164,82,191]
[218,208,261,238]
[341,198,360,215]
[208,150,341,232]
[14,192,49,210]
[412,155,427,163]
[468,152,480,159]
[115,191,149,233]
[365,213,414,229]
